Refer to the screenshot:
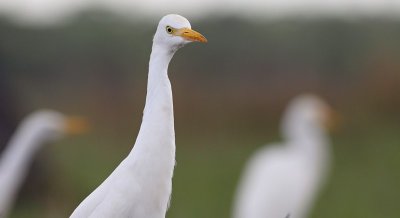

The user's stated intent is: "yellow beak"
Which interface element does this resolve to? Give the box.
[324,108,341,132]
[175,28,207,43]
[64,116,90,135]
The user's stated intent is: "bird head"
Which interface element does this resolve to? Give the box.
[281,94,339,139]
[22,110,89,143]
[153,14,207,50]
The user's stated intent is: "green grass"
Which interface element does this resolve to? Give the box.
[9,122,400,218]
[312,124,400,218]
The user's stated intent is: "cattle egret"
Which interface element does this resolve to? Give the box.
[0,110,87,217]
[233,94,336,218]
[70,14,206,218]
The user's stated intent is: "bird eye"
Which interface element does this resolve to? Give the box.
[166,26,173,34]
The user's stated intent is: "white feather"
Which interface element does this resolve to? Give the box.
[70,14,205,218]
[0,110,68,218]
[233,95,333,218]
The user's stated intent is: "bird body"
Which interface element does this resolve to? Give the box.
[233,95,333,218]
[70,14,206,218]
[0,110,86,217]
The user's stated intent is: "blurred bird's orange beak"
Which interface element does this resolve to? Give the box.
[175,28,207,43]
[64,117,90,135]
[324,108,341,132]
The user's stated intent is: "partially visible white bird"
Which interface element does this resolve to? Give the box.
[0,110,88,218]
[233,94,337,218]
[70,14,206,218]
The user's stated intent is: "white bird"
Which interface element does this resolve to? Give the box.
[70,14,206,218]
[233,94,336,218]
[0,110,87,218]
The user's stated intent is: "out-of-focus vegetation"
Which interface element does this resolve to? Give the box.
[0,10,399,218]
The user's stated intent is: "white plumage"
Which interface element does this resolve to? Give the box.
[233,94,335,218]
[0,110,86,218]
[70,14,206,218]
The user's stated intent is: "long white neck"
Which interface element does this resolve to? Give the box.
[126,43,176,215]
[0,123,47,217]
[143,44,175,115]
[287,124,331,176]
[130,43,175,157]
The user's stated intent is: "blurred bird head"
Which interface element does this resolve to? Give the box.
[153,14,207,51]
[281,94,339,139]
[22,110,89,143]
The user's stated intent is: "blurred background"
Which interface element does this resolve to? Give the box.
[0,0,399,217]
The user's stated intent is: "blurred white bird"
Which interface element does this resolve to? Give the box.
[233,94,337,218]
[0,110,87,218]
[70,14,206,218]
